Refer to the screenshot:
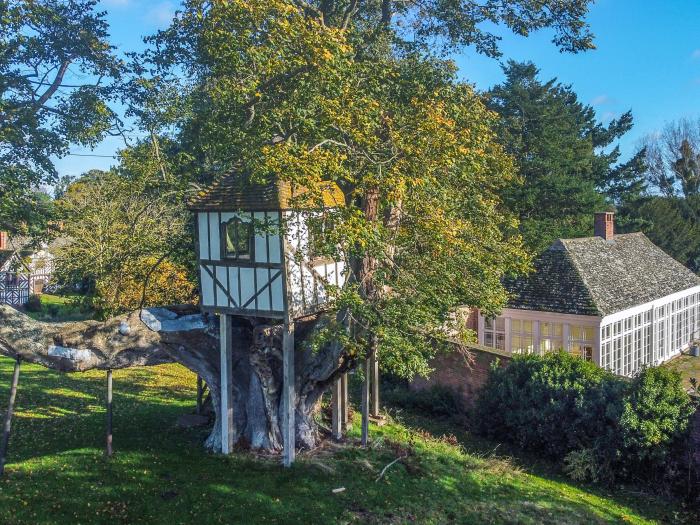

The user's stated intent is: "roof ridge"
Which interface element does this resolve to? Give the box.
[557,244,603,316]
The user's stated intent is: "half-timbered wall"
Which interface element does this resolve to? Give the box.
[197,211,285,317]
[196,210,345,318]
[283,211,345,318]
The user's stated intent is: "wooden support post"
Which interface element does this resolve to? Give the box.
[361,357,370,447]
[196,375,203,415]
[0,358,20,477]
[370,346,380,418]
[331,377,342,440]
[220,314,233,455]
[341,372,350,431]
[282,319,296,467]
[105,369,113,457]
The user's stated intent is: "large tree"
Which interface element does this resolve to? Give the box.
[0,0,123,233]
[3,0,598,453]
[487,61,646,253]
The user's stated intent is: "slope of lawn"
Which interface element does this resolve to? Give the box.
[0,357,695,524]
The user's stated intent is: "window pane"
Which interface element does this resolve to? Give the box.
[225,219,252,259]
[495,317,505,331]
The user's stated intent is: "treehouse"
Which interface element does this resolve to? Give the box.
[189,172,346,319]
[188,171,346,465]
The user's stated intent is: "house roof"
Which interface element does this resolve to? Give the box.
[187,171,345,211]
[506,232,700,317]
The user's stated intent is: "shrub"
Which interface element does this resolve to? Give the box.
[619,367,695,478]
[474,352,622,458]
[474,352,697,494]
[25,294,42,312]
[384,382,464,418]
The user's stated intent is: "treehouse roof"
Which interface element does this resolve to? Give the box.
[188,171,345,212]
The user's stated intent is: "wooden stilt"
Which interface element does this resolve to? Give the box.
[196,375,203,415]
[0,358,20,477]
[361,357,370,447]
[282,319,296,467]
[370,345,380,418]
[341,372,350,431]
[105,369,113,457]
[331,377,342,440]
[220,314,233,454]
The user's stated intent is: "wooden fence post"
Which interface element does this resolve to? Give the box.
[196,375,203,415]
[0,358,21,477]
[106,369,113,457]
[331,377,342,440]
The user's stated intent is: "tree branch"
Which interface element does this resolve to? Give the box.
[34,60,72,109]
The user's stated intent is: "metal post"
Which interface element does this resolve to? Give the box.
[331,377,342,440]
[220,314,233,454]
[106,369,113,457]
[282,319,296,466]
[361,357,370,447]
[0,358,20,476]
[196,375,203,415]
[370,346,380,418]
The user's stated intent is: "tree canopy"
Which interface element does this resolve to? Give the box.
[487,61,646,253]
[0,0,123,233]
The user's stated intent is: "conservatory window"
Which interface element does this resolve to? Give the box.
[569,325,594,361]
[484,317,506,351]
[511,319,534,354]
[540,322,563,354]
[223,218,253,260]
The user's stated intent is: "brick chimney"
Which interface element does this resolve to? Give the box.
[594,212,614,241]
[0,231,7,250]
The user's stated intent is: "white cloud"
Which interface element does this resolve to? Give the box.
[101,0,131,7]
[148,1,176,26]
[590,94,611,106]
[691,49,700,60]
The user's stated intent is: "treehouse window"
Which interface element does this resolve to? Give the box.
[223,218,253,260]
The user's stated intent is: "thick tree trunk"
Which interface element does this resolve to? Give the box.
[0,305,349,454]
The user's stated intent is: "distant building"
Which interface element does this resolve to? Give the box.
[0,232,58,306]
[477,212,700,376]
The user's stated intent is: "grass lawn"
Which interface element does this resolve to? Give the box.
[663,353,700,392]
[0,357,695,524]
[23,294,94,322]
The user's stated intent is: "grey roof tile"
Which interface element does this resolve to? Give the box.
[506,232,700,317]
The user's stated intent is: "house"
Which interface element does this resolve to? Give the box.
[0,231,57,306]
[477,212,700,376]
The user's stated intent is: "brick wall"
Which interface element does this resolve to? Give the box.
[410,343,511,408]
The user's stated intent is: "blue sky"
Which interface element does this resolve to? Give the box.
[55,0,700,178]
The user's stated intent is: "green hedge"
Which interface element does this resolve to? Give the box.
[474,352,697,492]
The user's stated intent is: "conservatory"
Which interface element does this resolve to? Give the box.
[477,213,700,377]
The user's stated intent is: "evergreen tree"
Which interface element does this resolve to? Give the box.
[488,61,645,253]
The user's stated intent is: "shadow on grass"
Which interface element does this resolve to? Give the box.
[0,358,694,524]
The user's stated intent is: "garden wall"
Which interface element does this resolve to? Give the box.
[409,343,511,408]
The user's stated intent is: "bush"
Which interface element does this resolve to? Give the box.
[474,352,623,459]
[25,294,42,312]
[384,381,464,418]
[474,352,698,494]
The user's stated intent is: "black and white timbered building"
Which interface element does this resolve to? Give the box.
[0,231,57,306]
[188,172,346,466]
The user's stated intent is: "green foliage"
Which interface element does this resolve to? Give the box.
[619,367,695,467]
[24,294,42,312]
[487,61,646,253]
[0,0,123,232]
[383,382,464,417]
[474,352,621,458]
[475,353,698,494]
[54,162,195,319]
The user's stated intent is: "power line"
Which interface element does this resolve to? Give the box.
[66,153,118,158]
